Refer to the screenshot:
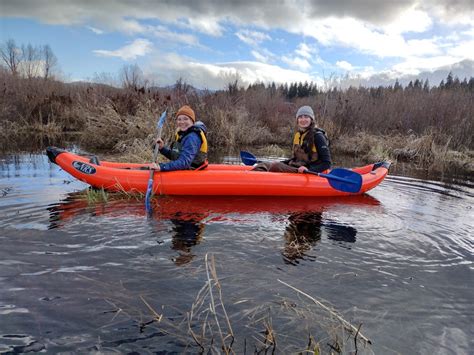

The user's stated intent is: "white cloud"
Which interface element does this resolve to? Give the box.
[338,59,473,88]
[251,50,268,63]
[249,48,276,63]
[3,1,472,87]
[449,39,474,60]
[336,61,354,71]
[281,56,311,71]
[235,30,271,46]
[179,17,225,36]
[87,26,104,34]
[93,39,152,60]
[147,52,319,90]
[422,0,474,25]
[392,55,468,74]
[149,25,201,46]
[295,43,313,59]
[3,1,472,65]
[383,8,433,34]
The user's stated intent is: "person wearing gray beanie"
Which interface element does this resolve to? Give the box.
[252,105,331,173]
[295,105,315,120]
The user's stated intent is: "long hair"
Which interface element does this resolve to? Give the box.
[299,121,316,157]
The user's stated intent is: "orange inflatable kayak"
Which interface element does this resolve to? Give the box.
[46,147,390,197]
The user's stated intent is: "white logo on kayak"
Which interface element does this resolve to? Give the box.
[72,161,96,175]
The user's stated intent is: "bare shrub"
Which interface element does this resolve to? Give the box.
[1,68,472,173]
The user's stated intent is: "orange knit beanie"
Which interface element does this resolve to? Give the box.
[175,105,195,122]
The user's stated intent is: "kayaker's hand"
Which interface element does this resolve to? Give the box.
[156,138,164,150]
[297,166,308,173]
[151,163,160,171]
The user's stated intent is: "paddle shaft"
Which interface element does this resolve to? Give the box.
[241,150,362,193]
[145,111,167,211]
[146,127,163,190]
[304,170,358,184]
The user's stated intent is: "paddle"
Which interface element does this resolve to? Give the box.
[145,110,167,212]
[240,150,362,193]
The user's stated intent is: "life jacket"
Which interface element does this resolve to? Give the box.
[289,128,329,168]
[170,124,208,169]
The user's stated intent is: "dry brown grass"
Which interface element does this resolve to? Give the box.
[1,71,472,173]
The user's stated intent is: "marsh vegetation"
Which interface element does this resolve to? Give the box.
[1,45,472,175]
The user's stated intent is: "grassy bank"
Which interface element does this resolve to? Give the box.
[1,70,472,174]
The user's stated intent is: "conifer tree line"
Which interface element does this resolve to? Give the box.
[244,74,474,100]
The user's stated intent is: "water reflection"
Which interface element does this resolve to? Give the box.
[169,215,205,265]
[48,192,378,267]
[282,211,358,265]
[283,211,323,265]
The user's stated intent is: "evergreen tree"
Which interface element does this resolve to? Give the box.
[468,77,474,91]
[423,79,430,91]
[393,79,402,91]
[288,82,297,99]
[445,72,454,88]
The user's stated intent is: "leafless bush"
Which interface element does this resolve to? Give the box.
[1,69,472,172]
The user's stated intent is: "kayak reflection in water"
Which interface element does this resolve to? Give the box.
[169,214,205,266]
[282,211,357,265]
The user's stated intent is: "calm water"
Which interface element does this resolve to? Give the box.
[0,152,473,354]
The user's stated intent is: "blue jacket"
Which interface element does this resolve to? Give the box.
[158,132,202,172]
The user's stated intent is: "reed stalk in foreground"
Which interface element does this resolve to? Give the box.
[76,253,375,354]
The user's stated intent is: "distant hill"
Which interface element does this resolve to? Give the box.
[340,59,473,88]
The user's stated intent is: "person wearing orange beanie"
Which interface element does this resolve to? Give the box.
[153,105,208,171]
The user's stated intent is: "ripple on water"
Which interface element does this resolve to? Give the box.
[1,152,473,354]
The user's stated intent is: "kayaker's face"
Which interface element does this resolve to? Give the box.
[176,115,194,131]
[297,115,312,129]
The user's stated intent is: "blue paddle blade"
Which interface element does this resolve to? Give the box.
[145,177,153,212]
[157,110,167,129]
[240,151,258,165]
[319,169,362,193]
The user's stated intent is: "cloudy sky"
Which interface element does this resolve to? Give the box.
[1,0,473,89]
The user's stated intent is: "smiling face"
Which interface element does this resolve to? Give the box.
[297,114,313,129]
[176,115,194,131]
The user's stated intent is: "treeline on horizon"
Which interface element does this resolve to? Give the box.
[243,74,474,100]
[1,39,473,172]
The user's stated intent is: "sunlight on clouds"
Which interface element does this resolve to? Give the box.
[3,1,472,87]
[148,53,317,90]
[93,39,152,60]
[301,17,443,59]
[384,8,432,34]
[405,39,441,56]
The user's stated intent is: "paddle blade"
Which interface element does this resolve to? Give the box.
[157,110,167,129]
[145,177,153,212]
[240,151,258,166]
[322,168,362,193]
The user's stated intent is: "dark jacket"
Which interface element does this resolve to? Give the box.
[159,130,204,171]
[286,128,331,173]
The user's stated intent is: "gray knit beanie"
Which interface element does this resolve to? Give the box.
[296,105,315,120]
